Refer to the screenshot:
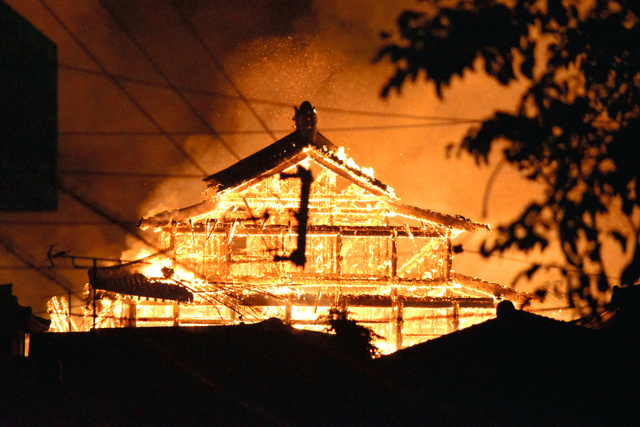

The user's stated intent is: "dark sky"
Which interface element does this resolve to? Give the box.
[1,0,562,316]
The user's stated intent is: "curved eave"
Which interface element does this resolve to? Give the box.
[451,272,537,305]
[203,131,335,193]
[205,149,312,199]
[386,201,490,232]
[306,148,396,199]
[206,144,397,201]
[138,200,215,228]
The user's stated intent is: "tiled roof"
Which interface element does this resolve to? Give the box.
[204,131,337,193]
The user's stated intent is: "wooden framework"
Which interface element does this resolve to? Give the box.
[49,103,533,353]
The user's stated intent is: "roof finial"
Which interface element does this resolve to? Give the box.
[294,101,317,143]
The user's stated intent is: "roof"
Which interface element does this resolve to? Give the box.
[450,272,535,304]
[376,302,609,424]
[575,284,640,331]
[203,129,396,198]
[386,201,489,232]
[141,105,489,233]
[204,130,337,192]
[0,283,51,333]
[88,256,194,302]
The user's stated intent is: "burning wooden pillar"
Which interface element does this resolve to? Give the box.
[336,233,342,276]
[392,288,404,351]
[450,301,460,333]
[445,229,453,279]
[86,100,535,352]
[284,302,293,326]
[127,299,137,328]
[172,300,180,326]
[390,232,398,278]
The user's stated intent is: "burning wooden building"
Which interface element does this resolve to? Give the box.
[49,101,532,353]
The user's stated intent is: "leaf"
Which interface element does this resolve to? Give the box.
[444,142,455,158]
[378,0,640,315]
[579,274,590,293]
[525,264,540,279]
[597,273,609,293]
[610,230,627,250]
[534,289,548,300]
[621,247,640,285]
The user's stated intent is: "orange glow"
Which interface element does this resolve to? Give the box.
[47,144,533,355]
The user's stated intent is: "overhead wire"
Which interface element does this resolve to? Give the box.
[0,220,137,226]
[316,106,483,123]
[0,235,85,300]
[97,0,244,162]
[59,120,478,138]
[169,1,279,142]
[7,2,285,308]
[58,63,292,107]
[37,0,210,176]
[168,1,294,265]
[59,63,485,124]
[460,247,621,283]
[15,1,563,313]
[60,169,203,179]
[53,179,251,313]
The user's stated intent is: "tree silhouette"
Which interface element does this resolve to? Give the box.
[324,307,382,360]
[376,1,640,313]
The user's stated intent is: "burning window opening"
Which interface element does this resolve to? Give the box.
[47,101,534,354]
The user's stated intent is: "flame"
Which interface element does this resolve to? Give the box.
[46,156,501,355]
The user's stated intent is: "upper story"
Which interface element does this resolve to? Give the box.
[139,102,491,288]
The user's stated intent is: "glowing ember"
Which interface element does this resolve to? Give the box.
[47,103,533,354]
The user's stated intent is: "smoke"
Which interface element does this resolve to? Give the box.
[1,0,548,314]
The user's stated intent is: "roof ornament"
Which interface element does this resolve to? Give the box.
[294,101,317,143]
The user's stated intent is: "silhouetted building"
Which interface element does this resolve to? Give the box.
[0,283,50,372]
[0,1,57,211]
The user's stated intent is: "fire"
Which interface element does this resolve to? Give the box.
[46,102,533,354]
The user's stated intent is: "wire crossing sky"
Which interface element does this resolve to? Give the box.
[2,0,561,315]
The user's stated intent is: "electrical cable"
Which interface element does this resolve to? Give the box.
[98,0,244,161]
[317,106,483,123]
[60,169,203,179]
[0,235,85,298]
[58,63,292,107]
[59,120,478,138]
[170,1,278,142]
[59,63,485,123]
[38,0,210,176]
[0,222,132,226]
[460,247,621,283]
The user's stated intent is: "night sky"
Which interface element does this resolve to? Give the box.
[1,0,561,317]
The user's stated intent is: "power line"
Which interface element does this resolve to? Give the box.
[60,130,277,136]
[38,0,210,176]
[170,1,278,142]
[317,106,483,123]
[54,178,271,314]
[58,63,292,108]
[320,122,479,131]
[98,0,244,161]
[0,265,101,270]
[0,235,84,298]
[59,62,486,124]
[60,169,203,179]
[59,120,477,138]
[460,247,621,283]
[0,220,137,226]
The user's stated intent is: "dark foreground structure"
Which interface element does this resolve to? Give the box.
[3,297,640,425]
[0,1,57,211]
